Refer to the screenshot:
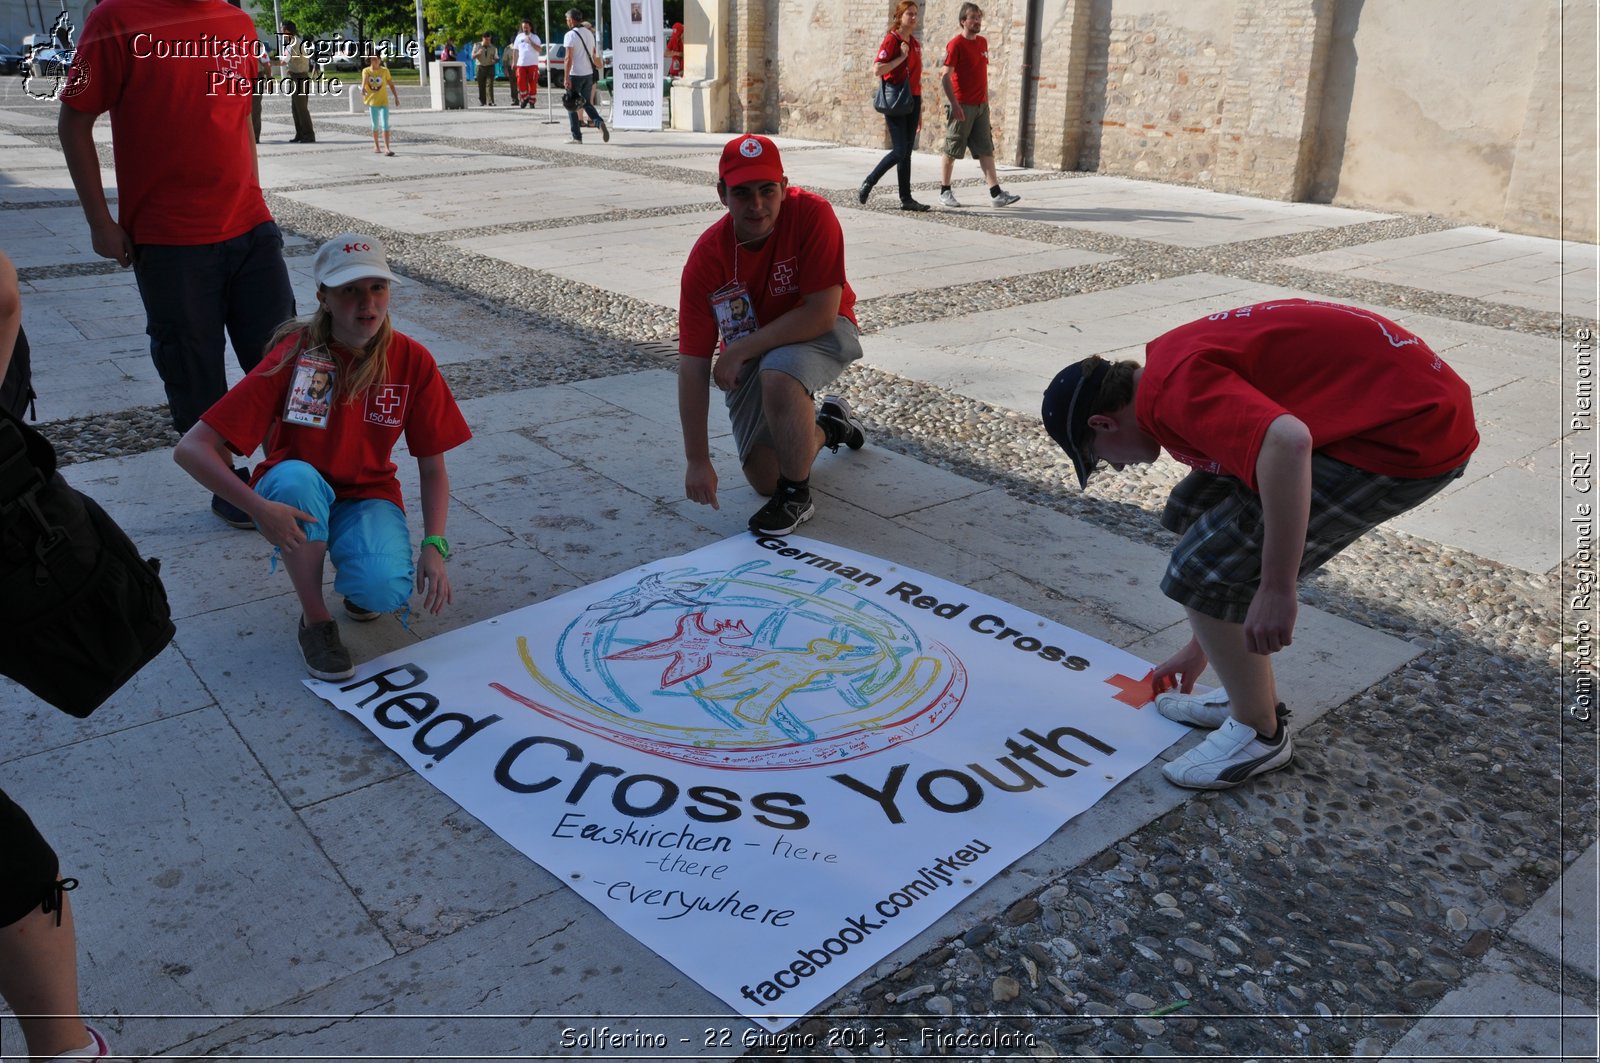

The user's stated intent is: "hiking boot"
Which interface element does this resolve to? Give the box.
[748,485,814,535]
[1155,686,1231,729]
[939,188,962,208]
[991,189,1021,207]
[857,181,871,205]
[817,394,866,452]
[900,198,931,212]
[599,119,610,142]
[344,597,382,622]
[298,616,354,681]
[1162,708,1292,790]
[211,466,255,529]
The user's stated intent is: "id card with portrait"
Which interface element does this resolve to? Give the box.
[709,280,760,349]
[283,346,337,429]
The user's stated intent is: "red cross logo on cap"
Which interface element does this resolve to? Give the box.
[344,242,370,253]
[739,137,762,158]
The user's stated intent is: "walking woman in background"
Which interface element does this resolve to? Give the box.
[857,1,929,212]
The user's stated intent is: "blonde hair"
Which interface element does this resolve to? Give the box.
[889,1,918,28]
[263,293,395,404]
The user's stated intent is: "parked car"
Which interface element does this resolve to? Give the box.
[538,44,613,88]
[0,43,25,76]
[538,44,566,87]
[27,45,71,81]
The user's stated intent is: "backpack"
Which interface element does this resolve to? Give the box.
[0,407,175,718]
[1,324,35,420]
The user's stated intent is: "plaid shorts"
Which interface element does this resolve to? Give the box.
[1159,454,1468,623]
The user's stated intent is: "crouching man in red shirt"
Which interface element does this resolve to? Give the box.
[1042,300,1478,789]
[678,135,868,535]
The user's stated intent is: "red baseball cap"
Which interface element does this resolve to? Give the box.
[719,134,784,187]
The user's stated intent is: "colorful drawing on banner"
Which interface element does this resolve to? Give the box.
[308,535,1193,1032]
[490,559,967,768]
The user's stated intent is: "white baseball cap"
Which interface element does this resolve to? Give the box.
[313,233,402,288]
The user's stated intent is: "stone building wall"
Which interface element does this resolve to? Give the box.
[1078,0,1234,183]
[739,0,1594,241]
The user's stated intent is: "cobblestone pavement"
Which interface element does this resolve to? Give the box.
[1,83,1594,1061]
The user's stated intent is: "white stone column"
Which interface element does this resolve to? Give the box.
[670,0,732,131]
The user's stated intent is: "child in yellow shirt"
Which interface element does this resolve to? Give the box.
[361,53,400,156]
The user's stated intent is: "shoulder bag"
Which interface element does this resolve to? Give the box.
[873,75,913,116]
[0,407,175,717]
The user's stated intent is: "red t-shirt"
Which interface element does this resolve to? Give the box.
[62,0,271,245]
[678,187,857,359]
[1136,299,1479,490]
[202,331,472,509]
[942,33,987,104]
[877,30,921,94]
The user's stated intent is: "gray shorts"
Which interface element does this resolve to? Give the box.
[726,316,862,463]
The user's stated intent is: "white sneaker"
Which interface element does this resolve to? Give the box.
[47,1025,129,1061]
[1155,687,1231,729]
[939,188,962,208]
[991,189,1021,207]
[1162,714,1292,790]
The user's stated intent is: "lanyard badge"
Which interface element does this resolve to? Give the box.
[283,346,337,429]
[709,280,760,350]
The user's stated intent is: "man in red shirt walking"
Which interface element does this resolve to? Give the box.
[938,3,1020,209]
[678,135,868,536]
[58,0,296,529]
[1042,300,1478,789]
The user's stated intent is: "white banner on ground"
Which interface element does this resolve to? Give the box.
[308,535,1189,1029]
[608,0,663,129]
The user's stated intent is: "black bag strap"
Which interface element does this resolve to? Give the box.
[0,410,70,565]
[0,416,43,508]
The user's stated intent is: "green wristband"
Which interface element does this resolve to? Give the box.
[421,534,451,560]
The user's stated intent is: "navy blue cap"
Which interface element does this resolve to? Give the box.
[1041,359,1109,489]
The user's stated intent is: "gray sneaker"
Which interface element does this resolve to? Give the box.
[298,616,354,681]
[1163,708,1293,790]
[991,189,1021,207]
[817,394,866,452]
[939,188,962,208]
[1155,687,1231,729]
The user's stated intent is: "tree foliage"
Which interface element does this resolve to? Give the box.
[256,0,418,44]
[421,0,518,46]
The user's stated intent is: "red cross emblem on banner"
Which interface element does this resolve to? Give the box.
[1104,671,1158,709]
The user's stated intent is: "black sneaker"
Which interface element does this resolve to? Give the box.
[344,598,382,622]
[298,616,354,681]
[211,466,255,529]
[817,394,866,452]
[599,119,610,142]
[748,486,814,535]
[900,199,931,212]
[857,182,871,205]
